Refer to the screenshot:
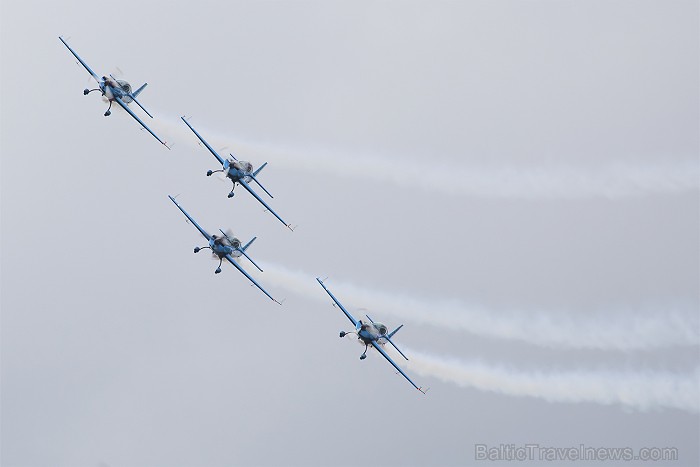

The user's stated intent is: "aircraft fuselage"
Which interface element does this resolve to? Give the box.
[225,160,254,184]
[100,77,132,102]
[209,235,242,258]
[356,322,389,346]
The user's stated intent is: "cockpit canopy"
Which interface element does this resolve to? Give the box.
[374,323,388,335]
[232,160,253,173]
[116,79,132,94]
[212,234,240,249]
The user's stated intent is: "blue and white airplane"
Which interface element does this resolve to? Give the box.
[316,278,426,393]
[181,117,293,231]
[59,36,169,148]
[169,195,280,304]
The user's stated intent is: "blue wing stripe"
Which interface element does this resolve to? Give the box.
[168,195,211,241]
[180,117,226,166]
[59,36,99,82]
[224,255,279,304]
[371,341,425,393]
[316,278,358,327]
[238,179,289,228]
[113,97,168,147]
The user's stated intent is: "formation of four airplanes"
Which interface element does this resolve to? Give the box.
[59,36,427,394]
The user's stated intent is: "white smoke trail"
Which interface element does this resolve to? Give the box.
[152,115,699,199]
[402,347,700,412]
[255,261,699,351]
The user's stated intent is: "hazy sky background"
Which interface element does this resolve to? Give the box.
[2,1,698,466]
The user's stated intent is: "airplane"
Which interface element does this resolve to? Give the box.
[168,195,280,304]
[59,36,169,148]
[180,116,293,231]
[316,277,426,393]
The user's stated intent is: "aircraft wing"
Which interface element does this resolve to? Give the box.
[180,117,225,166]
[224,254,280,304]
[238,179,291,229]
[59,36,100,82]
[113,96,169,148]
[371,341,426,394]
[168,195,211,241]
[316,278,358,327]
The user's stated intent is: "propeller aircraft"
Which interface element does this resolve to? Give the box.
[169,195,280,304]
[59,36,169,148]
[181,117,293,230]
[316,278,426,393]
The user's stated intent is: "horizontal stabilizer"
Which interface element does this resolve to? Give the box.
[250,174,274,198]
[239,249,263,273]
[240,236,263,272]
[129,94,154,118]
[385,335,409,361]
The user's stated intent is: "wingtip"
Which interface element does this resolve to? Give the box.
[316,276,329,285]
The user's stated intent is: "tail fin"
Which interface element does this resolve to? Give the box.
[133,82,147,97]
[253,162,268,177]
[369,316,409,360]
[388,324,403,338]
[242,237,256,251]
[127,83,154,118]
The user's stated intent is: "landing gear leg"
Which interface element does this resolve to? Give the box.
[84,88,99,95]
[215,257,223,274]
[194,246,211,254]
[104,100,113,116]
[360,344,368,360]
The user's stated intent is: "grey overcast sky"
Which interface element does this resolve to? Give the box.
[2,1,698,466]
